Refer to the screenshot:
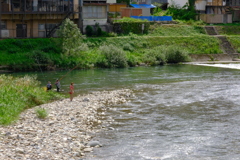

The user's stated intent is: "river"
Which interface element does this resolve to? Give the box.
[8,64,240,160]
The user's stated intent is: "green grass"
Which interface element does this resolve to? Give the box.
[0,24,235,71]
[0,75,64,125]
[228,36,240,53]
[35,108,48,119]
[148,25,207,36]
[215,26,240,35]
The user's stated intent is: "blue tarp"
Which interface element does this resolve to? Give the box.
[130,4,156,8]
[131,16,172,21]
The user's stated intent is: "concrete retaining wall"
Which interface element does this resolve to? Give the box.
[190,54,235,62]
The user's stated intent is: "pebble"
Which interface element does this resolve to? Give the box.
[0,89,133,159]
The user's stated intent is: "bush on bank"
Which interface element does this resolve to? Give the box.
[2,24,240,71]
[0,75,64,125]
[0,36,222,71]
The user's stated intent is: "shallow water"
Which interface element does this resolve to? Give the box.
[8,64,240,160]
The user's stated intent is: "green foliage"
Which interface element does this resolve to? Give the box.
[116,0,130,5]
[227,36,240,53]
[97,45,128,68]
[123,43,134,52]
[165,2,197,21]
[57,18,86,57]
[165,46,191,63]
[215,26,240,35]
[153,7,165,16]
[95,23,102,36]
[35,108,48,119]
[113,17,151,35]
[141,45,190,64]
[29,50,53,64]
[113,21,151,34]
[86,25,94,37]
[127,53,139,67]
[114,17,148,22]
[0,75,64,125]
[176,19,206,26]
[149,24,206,36]
[142,46,167,65]
[144,36,222,54]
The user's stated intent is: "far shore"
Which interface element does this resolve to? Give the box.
[0,89,133,159]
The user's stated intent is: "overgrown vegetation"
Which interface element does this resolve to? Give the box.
[148,24,206,36]
[0,26,226,71]
[113,17,151,35]
[2,16,240,71]
[0,75,64,125]
[228,36,240,53]
[215,26,240,35]
[164,1,197,21]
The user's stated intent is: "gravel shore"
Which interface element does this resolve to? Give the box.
[0,89,133,160]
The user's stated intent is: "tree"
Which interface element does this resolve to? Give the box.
[188,0,196,8]
[57,18,86,57]
[117,0,130,5]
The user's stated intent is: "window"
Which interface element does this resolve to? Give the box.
[38,24,45,37]
[0,21,7,29]
[38,23,57,37]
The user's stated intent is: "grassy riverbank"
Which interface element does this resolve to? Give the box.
[0,75,65,125]
[0,25,240,71]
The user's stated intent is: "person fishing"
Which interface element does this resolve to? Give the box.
[46,81,52,91]
[69,82,74,101]
[55,79,61,92]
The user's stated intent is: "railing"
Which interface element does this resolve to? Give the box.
[82,11,107,19]
[1,3,75,14]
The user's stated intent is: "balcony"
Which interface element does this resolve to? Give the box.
[0,1,74,14]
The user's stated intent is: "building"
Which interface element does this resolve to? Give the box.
[0,0,114,38]
[196,0,233,23]
[0,0,79,38]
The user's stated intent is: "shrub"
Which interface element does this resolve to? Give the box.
[29,50,53,64]
[95,23,102,36]
[40,45,60,53]
[123,43,134,52]
[142,47,167,65]
[165,46,191,63]
[165,3,197,21]
[127,54,139,67]
[86,25,94,37]
[8,48,19,54]
[97,45,128,68]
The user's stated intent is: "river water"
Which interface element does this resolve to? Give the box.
[8,64,240,160]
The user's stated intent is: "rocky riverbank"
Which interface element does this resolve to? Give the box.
[0,89,133,160]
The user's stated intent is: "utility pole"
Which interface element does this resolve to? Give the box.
[78,0,83,33]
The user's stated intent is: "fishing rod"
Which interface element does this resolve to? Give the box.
[58,63,81,81]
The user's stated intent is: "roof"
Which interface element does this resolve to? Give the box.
[130,4,156,8]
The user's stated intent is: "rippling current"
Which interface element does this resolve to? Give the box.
[9,64,240,160]
[84,64,240,160]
